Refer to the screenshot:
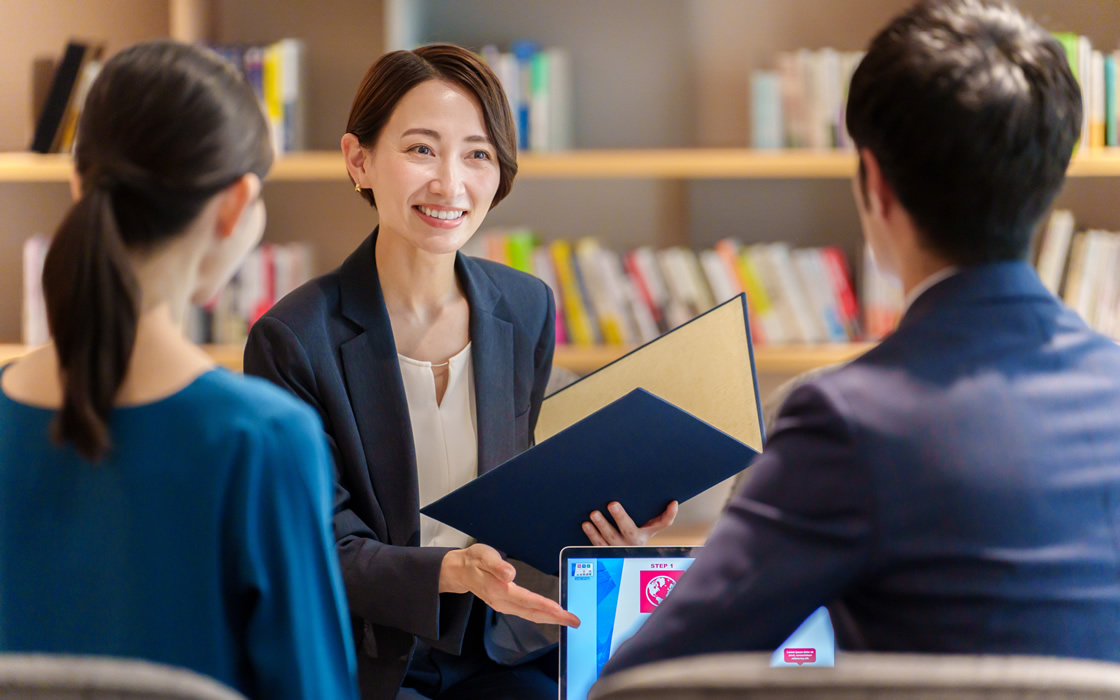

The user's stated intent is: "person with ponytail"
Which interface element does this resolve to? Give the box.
[0,40,357,699]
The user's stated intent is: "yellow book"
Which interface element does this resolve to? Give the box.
[537,295,763,454]
[550,240,596,346]
[263,43,285,153]
[575,238,628,346]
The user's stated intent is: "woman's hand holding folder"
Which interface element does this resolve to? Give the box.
[439,543,581,627]
[583,500,679,546]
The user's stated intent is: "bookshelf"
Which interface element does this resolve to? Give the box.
[4,1,1120,374]
[7,149,1120,182]
[4,0,1118,531]
[0,342,874,376]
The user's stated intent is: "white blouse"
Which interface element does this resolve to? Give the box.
[397,342,478,549]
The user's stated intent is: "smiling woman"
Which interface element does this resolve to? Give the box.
[241,44,675,700]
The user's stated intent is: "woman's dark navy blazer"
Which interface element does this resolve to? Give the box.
[243,228,555,698]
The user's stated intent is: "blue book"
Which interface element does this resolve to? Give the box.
[1106,55,1117,147]
[422,294,764,574]
[421,388,759,573]
[512,40,538,150]
[751,71,784,149]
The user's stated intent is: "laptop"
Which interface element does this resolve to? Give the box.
[559,545,835,700]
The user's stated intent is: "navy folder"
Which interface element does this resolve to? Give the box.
[420,387,759,573]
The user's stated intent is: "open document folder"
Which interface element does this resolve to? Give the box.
[421,295,765,573]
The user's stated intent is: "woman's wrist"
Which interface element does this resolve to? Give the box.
[439,548,466,594]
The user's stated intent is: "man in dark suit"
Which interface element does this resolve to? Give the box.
[601,0,1120,676]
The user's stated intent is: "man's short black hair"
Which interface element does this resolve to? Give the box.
[846,0,1082,265]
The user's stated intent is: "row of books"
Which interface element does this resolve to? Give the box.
[1036,209,1120,338]
[185,242,314,345]
[479,42,572,152]
[21,237,312,347]
[30,41,104,154]
[461,231,900,347]
[206,39,307,154]
[1054,33,1120,149]
[750,49,865,150]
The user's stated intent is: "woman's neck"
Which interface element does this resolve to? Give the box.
[375,226,463,321]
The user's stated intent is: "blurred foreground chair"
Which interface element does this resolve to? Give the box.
[0,655,246,700]
[589,652,1120,699]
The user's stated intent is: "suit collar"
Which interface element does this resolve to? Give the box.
[337,228,516,544]
[338,228,502,330]
[900,261,1051,330]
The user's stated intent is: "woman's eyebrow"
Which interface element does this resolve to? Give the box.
[400,127,491,144]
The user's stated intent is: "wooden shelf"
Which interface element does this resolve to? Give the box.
[555,342,872,374]
[5,149,1120,182]
[2,342,873,376]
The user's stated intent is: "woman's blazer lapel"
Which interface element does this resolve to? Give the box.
[337,232,419,546]
[334,230,518,548]
[457,255,517,475]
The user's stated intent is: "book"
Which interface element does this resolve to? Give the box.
[755,48,864,150]
[22,236,49,346]
[469,229,864,346]
[422,295,763,573]
[31,41,101,154]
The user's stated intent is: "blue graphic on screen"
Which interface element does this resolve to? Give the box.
[594,559,623,674]
[565,556,835,700]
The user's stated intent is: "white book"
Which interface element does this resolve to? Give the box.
[766,243,827,343]
[21,236,49,346]
[529,53,550,152]
[1095,233,1120,336]
[532,247,564,321]
[699,250,737,304]
[616,269,660,345]
[279,39,307,152]
[816,48,840,148]
[1084,229,1111,327]
[777,52,806,148]
[1063,231,1089,312]
[1077,231,1105,324]
[630,247,671,315]
[498,53,520,132]
[1079,36,1092,146]
[1036,209,1075,295]
[794,249,848,342]
[547,48,572,150]
[678,248,716,312]
[747,244,800,343]
[654,249,694,330]
[1092,50,1105,146]
[590,247,634,345]
[602,248,656,344]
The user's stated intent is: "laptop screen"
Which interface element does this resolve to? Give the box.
[560,546,834,700]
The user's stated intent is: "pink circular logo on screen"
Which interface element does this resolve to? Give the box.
[644,575,676,609]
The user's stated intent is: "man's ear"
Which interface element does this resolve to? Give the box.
[342,133,371,189]
[215,173,260,239]
[859,148,894,221]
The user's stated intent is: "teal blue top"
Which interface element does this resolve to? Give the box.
[0,366,357,699]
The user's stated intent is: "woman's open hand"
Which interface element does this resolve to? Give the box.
[439,543,580,627]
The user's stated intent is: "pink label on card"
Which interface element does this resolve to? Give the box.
[784,648,817,665]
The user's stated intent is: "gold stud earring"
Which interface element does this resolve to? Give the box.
[355,183,362,192]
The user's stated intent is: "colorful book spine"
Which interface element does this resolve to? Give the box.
[480,41,573,151]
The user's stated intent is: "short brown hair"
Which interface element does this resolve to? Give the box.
[346,44,518,209]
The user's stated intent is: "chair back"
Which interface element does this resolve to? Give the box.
[589,652,1120,699]
[0,655,246,700]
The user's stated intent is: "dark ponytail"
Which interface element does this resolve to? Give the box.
[42,40,273,461]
